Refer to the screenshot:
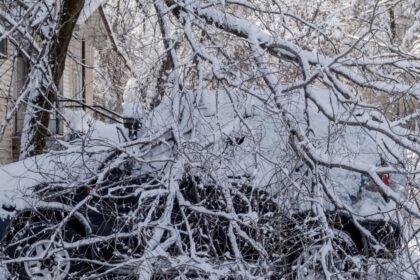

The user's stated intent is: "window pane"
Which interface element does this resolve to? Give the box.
[0,39,6,57]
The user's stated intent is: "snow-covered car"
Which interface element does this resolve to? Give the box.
[0,162,403,279]
[0,159,282,279]
[0,89,408,279]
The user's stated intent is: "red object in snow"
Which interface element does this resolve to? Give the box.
[381,174,390,186]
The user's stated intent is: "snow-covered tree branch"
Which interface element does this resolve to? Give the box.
[0,0,419,279]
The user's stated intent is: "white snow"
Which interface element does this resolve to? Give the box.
[63,109,121,143]
[122,78,145,118]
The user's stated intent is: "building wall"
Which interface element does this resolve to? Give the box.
[0,97,13,164]
[63,34,95,108]
[59,19,99,135]
[0,41,15,164]
[61,10,106,111]
[63,37,84,102]
[80,9,108,110]
[85,39,94,108]
[0,9,107,163]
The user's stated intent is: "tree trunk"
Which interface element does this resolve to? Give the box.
[20,0,85,159]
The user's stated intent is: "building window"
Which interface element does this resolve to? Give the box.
[73,70,82,99]
[0,39,7,58]
[14,57,29,135]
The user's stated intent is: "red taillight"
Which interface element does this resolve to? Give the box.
[381,174,390,186]
[85,187,92,193]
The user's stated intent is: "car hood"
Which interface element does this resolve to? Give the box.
[0,147,108,218]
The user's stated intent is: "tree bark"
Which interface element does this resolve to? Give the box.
[20,0,85,159]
